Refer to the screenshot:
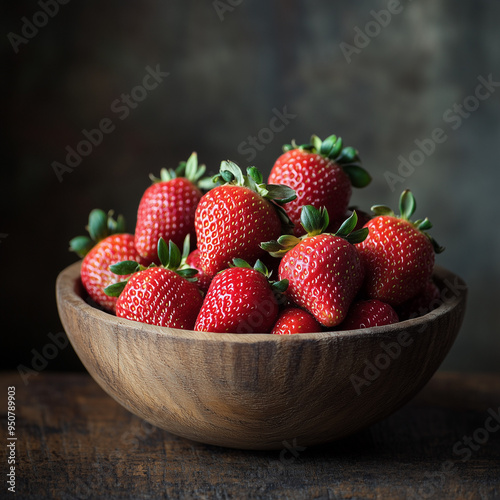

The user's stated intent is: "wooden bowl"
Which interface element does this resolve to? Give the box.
[56,262,467,450]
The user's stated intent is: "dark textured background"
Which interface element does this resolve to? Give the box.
[2,0,499,373]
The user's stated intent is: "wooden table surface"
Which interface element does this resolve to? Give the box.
[1,371,499,499]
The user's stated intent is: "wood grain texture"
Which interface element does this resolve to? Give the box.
[55,262,467,450]
[1,372,499,500]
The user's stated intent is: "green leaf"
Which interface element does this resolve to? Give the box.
[277,234,301,248]
[177,268,199,279]
[157,237,169,267]
[343,164,372,188]
[311,135,322,152]
[300,205,328,235]
[159,168,175,182]
[109,260,140,275]
[346,227,369,245]
[104,281,127,297]
[69,236,94,258]
[185,152,198,182]
[271,279,289,294]
[282,144,293,152]
[253,259,269,276]
[247,166,263,184]
[328,136,343,159]
[167,240,182,270]
[371,205,395,217]
[319,135,336,156]
[198,176,217,191]
[417,218,433,231]
[115,214,126,233]
[220,161,244,185]
[336,146,361,165]
[182,234,191,262]
[427,234,445,254]
[260,240,284,253]
[265,184,297,203]
[335,211,358,238]
[232,258,252,268]
[88,209,109,242]
[399,190,416,220]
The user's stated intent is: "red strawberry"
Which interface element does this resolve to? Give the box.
[70,209,147,312]
[194,259,288,333]
[195,162,295,276]
[396,279,441,321]
[186,249,212,294]
[135,152,206,263]
[356,190,444,306]
[105,238,203,329]
[268,135,371,236]
[263,206,367,327]
[338,299,399,331]
[271,308,322,335]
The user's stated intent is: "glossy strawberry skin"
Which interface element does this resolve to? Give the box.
[135,178,202,264]
[279,234,364,327]
[269,150,352,236]
[338,299,399,331]
[357,216,435,306]
[81,233,146,313]
[194,267,279,333]
[115,267,203,329]
[396,279,441,321]
[186,249,212,294]
[271,308,322,335]
[195,185,282,276]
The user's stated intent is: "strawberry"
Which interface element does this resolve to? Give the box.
[396,279,441,321]
[262,206,367,327]
[337,299,399,331]
[271,308,322,335]
[194,259,288,333]
[356,190,444,306]
[70,209,147,312]
[186,249,212,294]
[105,237,203,329]
[135,152,206,264]
[268,134,371,236]
[195,161,296,276]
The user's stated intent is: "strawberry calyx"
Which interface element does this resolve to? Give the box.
[104,236,198,297]
[210,160,297,233]
[261,205,368,257]
[149,152,211,190]
[282,134,372,188]
[229,258,289,294]
[69,209,126,258]
[371,189,445,254]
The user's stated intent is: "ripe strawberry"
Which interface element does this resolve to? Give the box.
[135,152,206,263]
[262,206,368,327]
[356,190,444,306]
[105,238,203,329]
[195,161,296,276]
[70,209,147,312]
[271,308,322,335]
[186,249,212,294]
[194,259,288,333]
[268,134,371,236]
[396,279,441,321]
[338,299,399,331]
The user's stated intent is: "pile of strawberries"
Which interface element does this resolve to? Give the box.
[70,134,444,334]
